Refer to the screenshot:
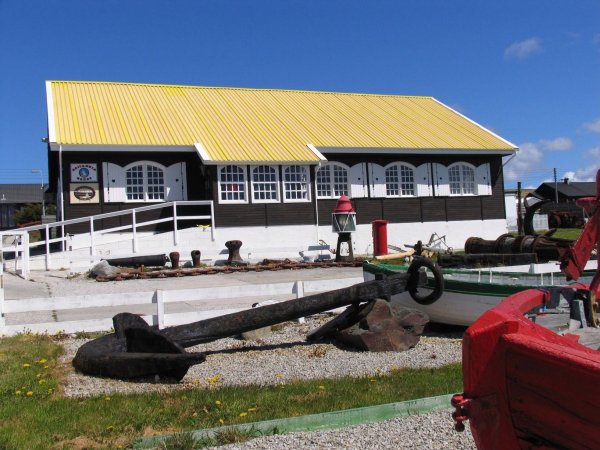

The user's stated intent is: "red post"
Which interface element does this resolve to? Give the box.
[372,220,389,256]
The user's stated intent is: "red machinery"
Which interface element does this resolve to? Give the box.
[452,169,600,449]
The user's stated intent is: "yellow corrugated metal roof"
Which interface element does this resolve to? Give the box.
[47,81,516,163]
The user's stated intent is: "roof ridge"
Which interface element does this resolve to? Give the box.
[47,80,433,99]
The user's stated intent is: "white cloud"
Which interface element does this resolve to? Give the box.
[585,146,600,159]
[582,117,600,133]
[504,37,542,60]
[539,137,573,151]
[561,147,600,181]
[561,167,597,182]
[504,142,543,181]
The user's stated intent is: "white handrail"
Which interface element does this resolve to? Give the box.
[0,201,214,270]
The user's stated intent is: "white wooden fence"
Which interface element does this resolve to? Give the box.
[0,201,214,271]
[0,277,363,336]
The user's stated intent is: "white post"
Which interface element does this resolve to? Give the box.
[0,238,4,328]
[173,202,179,246]
[132,209,138,253]
[89,217,95,259]
[20,232,29,280]
[59,145,66,251]
[44,224,50,270]
[210,201,216,241]
[153,289,165,329]
[294,281,306,323]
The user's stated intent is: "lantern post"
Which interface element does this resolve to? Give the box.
[332,195,356,262]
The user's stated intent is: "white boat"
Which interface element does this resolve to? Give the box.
[363,260,596,326]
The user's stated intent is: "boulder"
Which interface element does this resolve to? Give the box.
[91,260,120,277]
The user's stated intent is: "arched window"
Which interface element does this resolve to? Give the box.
[449,163,475,195]
[283,165,310,202]
[251,165,279,202]
[385,163,416,197]
[316,163,349,199]
[219,165,247,203]
[125,162,165,202]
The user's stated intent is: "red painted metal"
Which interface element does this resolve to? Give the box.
[453,168,600,449]
[333,194,355,213]
[372,220,389,256]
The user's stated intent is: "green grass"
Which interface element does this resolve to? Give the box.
[546,228,583,240]
[0,334,462,450]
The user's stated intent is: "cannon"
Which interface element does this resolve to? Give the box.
[73,259,440,381]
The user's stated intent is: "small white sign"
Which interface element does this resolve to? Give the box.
[71,163,98,182]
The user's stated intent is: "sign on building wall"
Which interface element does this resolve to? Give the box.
[70,164,98,182]
[69,183,99,204]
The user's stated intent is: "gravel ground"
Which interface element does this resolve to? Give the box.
[60,316,464,397]
[58,316,474,449]
[207,408,475,450]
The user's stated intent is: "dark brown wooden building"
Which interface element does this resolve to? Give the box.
[44,81,517,258]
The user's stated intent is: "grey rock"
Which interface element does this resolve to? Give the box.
[91,260,120,277]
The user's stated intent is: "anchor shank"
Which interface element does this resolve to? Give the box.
[162,272,419,347]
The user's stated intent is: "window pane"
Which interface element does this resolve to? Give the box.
[462,166,475,194]
[316,166,331,198]
[220,165,246,201]
[400,165,415,196]
[449,166,462,195]
[332,165,348,196]
[284,165,308,200]
[146,165,165,200]
[386,166,399,196]
[252,166,278,201]
[126,165,144,200]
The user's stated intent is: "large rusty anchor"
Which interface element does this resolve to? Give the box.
[73,258,440,381]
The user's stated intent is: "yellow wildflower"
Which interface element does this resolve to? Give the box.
[38,359,47,364]
[215,400,221,405]
[318,385,325,390]
[247,407,257,412]
[26,391,33,396]
[239,412,248,417]
[219,418,225,425]
[207,375,220,385]
[15,390,22,395]
[22,363,31,368]
[104,396,111,401]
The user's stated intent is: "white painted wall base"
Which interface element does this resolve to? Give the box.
[24,219,508,271]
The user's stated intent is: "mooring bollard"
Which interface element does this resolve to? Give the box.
[225,240,244,265]
[169,251,180,270]
[191,250,201,267]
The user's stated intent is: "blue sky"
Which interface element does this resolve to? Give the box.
[1,0,599,188]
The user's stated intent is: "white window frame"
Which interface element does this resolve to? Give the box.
[316,162,350,199]
[384,162,417,198]
[282,165,311,203]
[218,165,248,204]
[124,161,167,203]
[250,165,280,203]
[448,162,476,196]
